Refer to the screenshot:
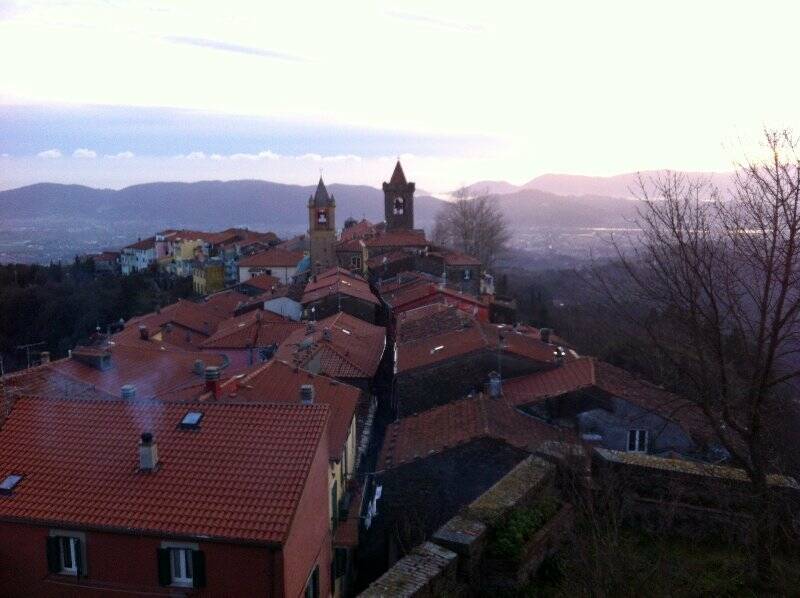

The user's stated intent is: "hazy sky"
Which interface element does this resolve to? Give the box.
[1,0,798,192]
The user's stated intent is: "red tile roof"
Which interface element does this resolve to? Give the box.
[240,249,304,268]
[123,300,230,340]
[378,395,567,469]
[339,219,376,242]
[241,274,282,292]
[394,307,557,373]
[301,272,380,306]
[8,343,228,400]
[275,313,386,379]
[429,249,482,267]
[186,359,359,461]
[502,358,710,440]
[366,250,415,270]
[364,230,428,249]
[0,396,328,544]
[201,310,303,349]
[202,290,250,316]
[124,237,155,250]
[336,238,366,252]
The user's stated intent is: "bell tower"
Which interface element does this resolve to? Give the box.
[383,160,415,230]
[308,177,336,274]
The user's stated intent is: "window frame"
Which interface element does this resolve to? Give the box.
[160,541,200,588]
[48,530,87,577]
[627,429,649,452]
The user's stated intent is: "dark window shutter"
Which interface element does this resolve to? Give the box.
[157,548,171,586]
[46,537,60,573]
[335,547,347,578]
[74,538,84,578]
[192,550,207,588]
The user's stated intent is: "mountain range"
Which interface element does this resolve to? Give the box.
[0,172,727,263]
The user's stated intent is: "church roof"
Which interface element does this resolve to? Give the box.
[389,161,407,186]
[310,177,334,207]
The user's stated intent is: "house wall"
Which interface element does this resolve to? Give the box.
[282,424,333,598]
[0,520,277,597]
[264,297,303,321]
[577,397,697,455]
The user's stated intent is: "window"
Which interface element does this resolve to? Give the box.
[627,429,648,452]
[304,566,320,598]
[0,473,22,495]
[158,543,205,589]
[170,548,193,586]
[463,269,472,281]
[46,532,85,577]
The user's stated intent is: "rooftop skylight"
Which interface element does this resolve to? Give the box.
[179,411,204,429]
[0,474,22,495]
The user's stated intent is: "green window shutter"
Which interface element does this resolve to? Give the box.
[45,537,60,573]
[192,550,207,588]
[156,548,171,586]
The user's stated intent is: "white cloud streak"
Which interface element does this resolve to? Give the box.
[37,149,62,159]
[73,148,97,158]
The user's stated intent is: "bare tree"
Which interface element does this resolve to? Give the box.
[432,187,510,270]
[594,129,800,586]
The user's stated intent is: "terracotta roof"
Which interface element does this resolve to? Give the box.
[339,219,376,242]
[395,307,556,373]
[202,290,250,316]
[503,358,710,440]
[301,272,380,306]
[430,249,482,267]
[275,313,386,379]
[364,230,428,249]
[186,359,358,461]
[239,249,304,268]
[0,396,328,544]
[366,250,415,270]
[382,281,487,313]
[124,237,155,251]
[6,343,228,400]
[336,238,366,253]
[201,310,303,349]
[125,300,230,337]
[378,395,566,469]
[241,274,282,292]
[389,160,407,186]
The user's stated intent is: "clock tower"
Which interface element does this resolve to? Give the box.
[308,177,336,274]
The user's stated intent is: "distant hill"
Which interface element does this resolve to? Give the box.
[462,170,736,200]
[0,179,446,236]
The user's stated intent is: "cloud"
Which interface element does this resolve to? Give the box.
[164,36,304,62]
[107,150,134,159]
[37,149,62,159]
[386,10,484,32]
[0,153,9,158]
[73,148,97,158]
[184,151,206,160]
[229,150,280,161]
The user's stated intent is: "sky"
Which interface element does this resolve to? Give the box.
[1,0,799,193]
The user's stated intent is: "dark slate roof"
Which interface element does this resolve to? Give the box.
[309,177,334,207]
[389,161,407,186]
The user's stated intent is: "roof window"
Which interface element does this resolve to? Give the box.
[0,474,22,495]
[179,411,204,430]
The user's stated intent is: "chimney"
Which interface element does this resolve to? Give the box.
[540,328,552,344]
[488,371,502,398]
[306,321,316,335]
[204,366,221,399]
[121,384,136,400]
[300,384,315,405]
[138,325,149,340]
[322,327,332,342]
[554,346,566,366]
[138,432,159,472]
[256,310,262,322]
[193,360,205,376]
[39,351,50,364]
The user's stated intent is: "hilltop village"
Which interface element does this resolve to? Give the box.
[0,162,796,596]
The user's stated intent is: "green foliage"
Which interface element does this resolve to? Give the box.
[488,497,560,563]
[0,261,192,372]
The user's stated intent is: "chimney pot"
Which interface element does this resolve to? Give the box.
[322,327,332,342]
[204,366,222,399]
[139,432,159,472]
[488,371,502,398]
[40,351,50,364]
[300,384,315,405]
[193,360,205,375]
[138,325,149,340]
[540,328,552,344]
[121,384,137,400]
